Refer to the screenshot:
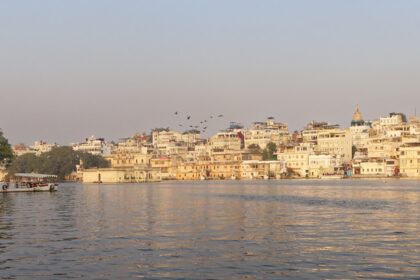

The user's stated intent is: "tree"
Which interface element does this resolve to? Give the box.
[77,152,110,169]
[7,146,110,180]
[0,129,14,166]
[183,129,200,135]
[262,142,277,160]
[352,145,357,158]
[7,153,40,175]
[247,144,261,151]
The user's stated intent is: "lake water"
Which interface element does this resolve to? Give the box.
[0,180,419,279]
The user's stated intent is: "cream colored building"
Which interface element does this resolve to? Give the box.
[209,130,244,151]
[30,141,58,155]
[308,154,340,178]
[366,137,400,159]
[277,143,313,177]
[355,159,398,177]
[244,118,289,149]
[302,121,340,144]
[241,160,285,179]
[316,129,353,163]
[399,143,420,178]
[152,130,201,156]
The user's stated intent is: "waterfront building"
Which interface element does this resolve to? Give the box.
[353,158,398,177]
[277,143,314,177]
[150,156,178,180]
[308,154,341,178]
[399,142,420,177]
[316,129,353,163]
[241,160,285,180]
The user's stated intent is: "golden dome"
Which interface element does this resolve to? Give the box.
[352,105,363,121]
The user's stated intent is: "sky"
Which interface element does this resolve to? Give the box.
[1,0,419,145]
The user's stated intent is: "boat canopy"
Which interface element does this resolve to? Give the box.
[14,173,58,179]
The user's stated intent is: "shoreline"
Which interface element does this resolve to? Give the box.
[66,176,420,184]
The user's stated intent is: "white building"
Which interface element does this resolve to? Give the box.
[72,136,111,156]
[30,141,58,156]
[277,143,314,177]
[308,154,341,178]
[244,117,289,149]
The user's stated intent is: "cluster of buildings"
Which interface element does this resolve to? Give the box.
[7,106,420,183]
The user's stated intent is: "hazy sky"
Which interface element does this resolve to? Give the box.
[1,0,419,144]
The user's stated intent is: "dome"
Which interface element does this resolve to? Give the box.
[351,105,365,126]
[352,105,363,121]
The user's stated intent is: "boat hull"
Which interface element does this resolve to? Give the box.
[1,183,58,193]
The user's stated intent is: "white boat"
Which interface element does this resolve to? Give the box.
[1,173,58,193]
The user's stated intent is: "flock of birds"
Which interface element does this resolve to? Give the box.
[174,111,224,133]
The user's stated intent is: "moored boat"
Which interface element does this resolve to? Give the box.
[1,173,58,193]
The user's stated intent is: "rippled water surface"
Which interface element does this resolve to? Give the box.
[1,180,419,279]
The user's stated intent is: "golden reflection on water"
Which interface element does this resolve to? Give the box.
[0,180,419,279]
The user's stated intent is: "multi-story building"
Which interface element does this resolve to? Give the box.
[316,129,353,163]
[308,154,341,178]
[277,143,314,177]
[354,158,398,177]
[241,160,285,179]
[302,121,340,144]
[208,129,244,151]
[30,141,58,155]
[72,136,111,156]
[244,117,289,149]
[399,142,420,178]
[366,137,400,159]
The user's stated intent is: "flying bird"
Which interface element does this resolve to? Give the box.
[218,114,223,117]
[187,116,191,120]
[174,111,178,115]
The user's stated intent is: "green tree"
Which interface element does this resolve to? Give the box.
[262,142,277,160]
[247,144,261,152]
[7,153,40,175]
[77,152,110,169]
[352,145,357,158]
[7,146,110,180]
[0,129,14,165]
[39,146,78,179]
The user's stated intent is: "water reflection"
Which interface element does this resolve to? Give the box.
[0,180,419,279]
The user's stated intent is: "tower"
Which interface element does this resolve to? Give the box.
[351,105,365,126]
